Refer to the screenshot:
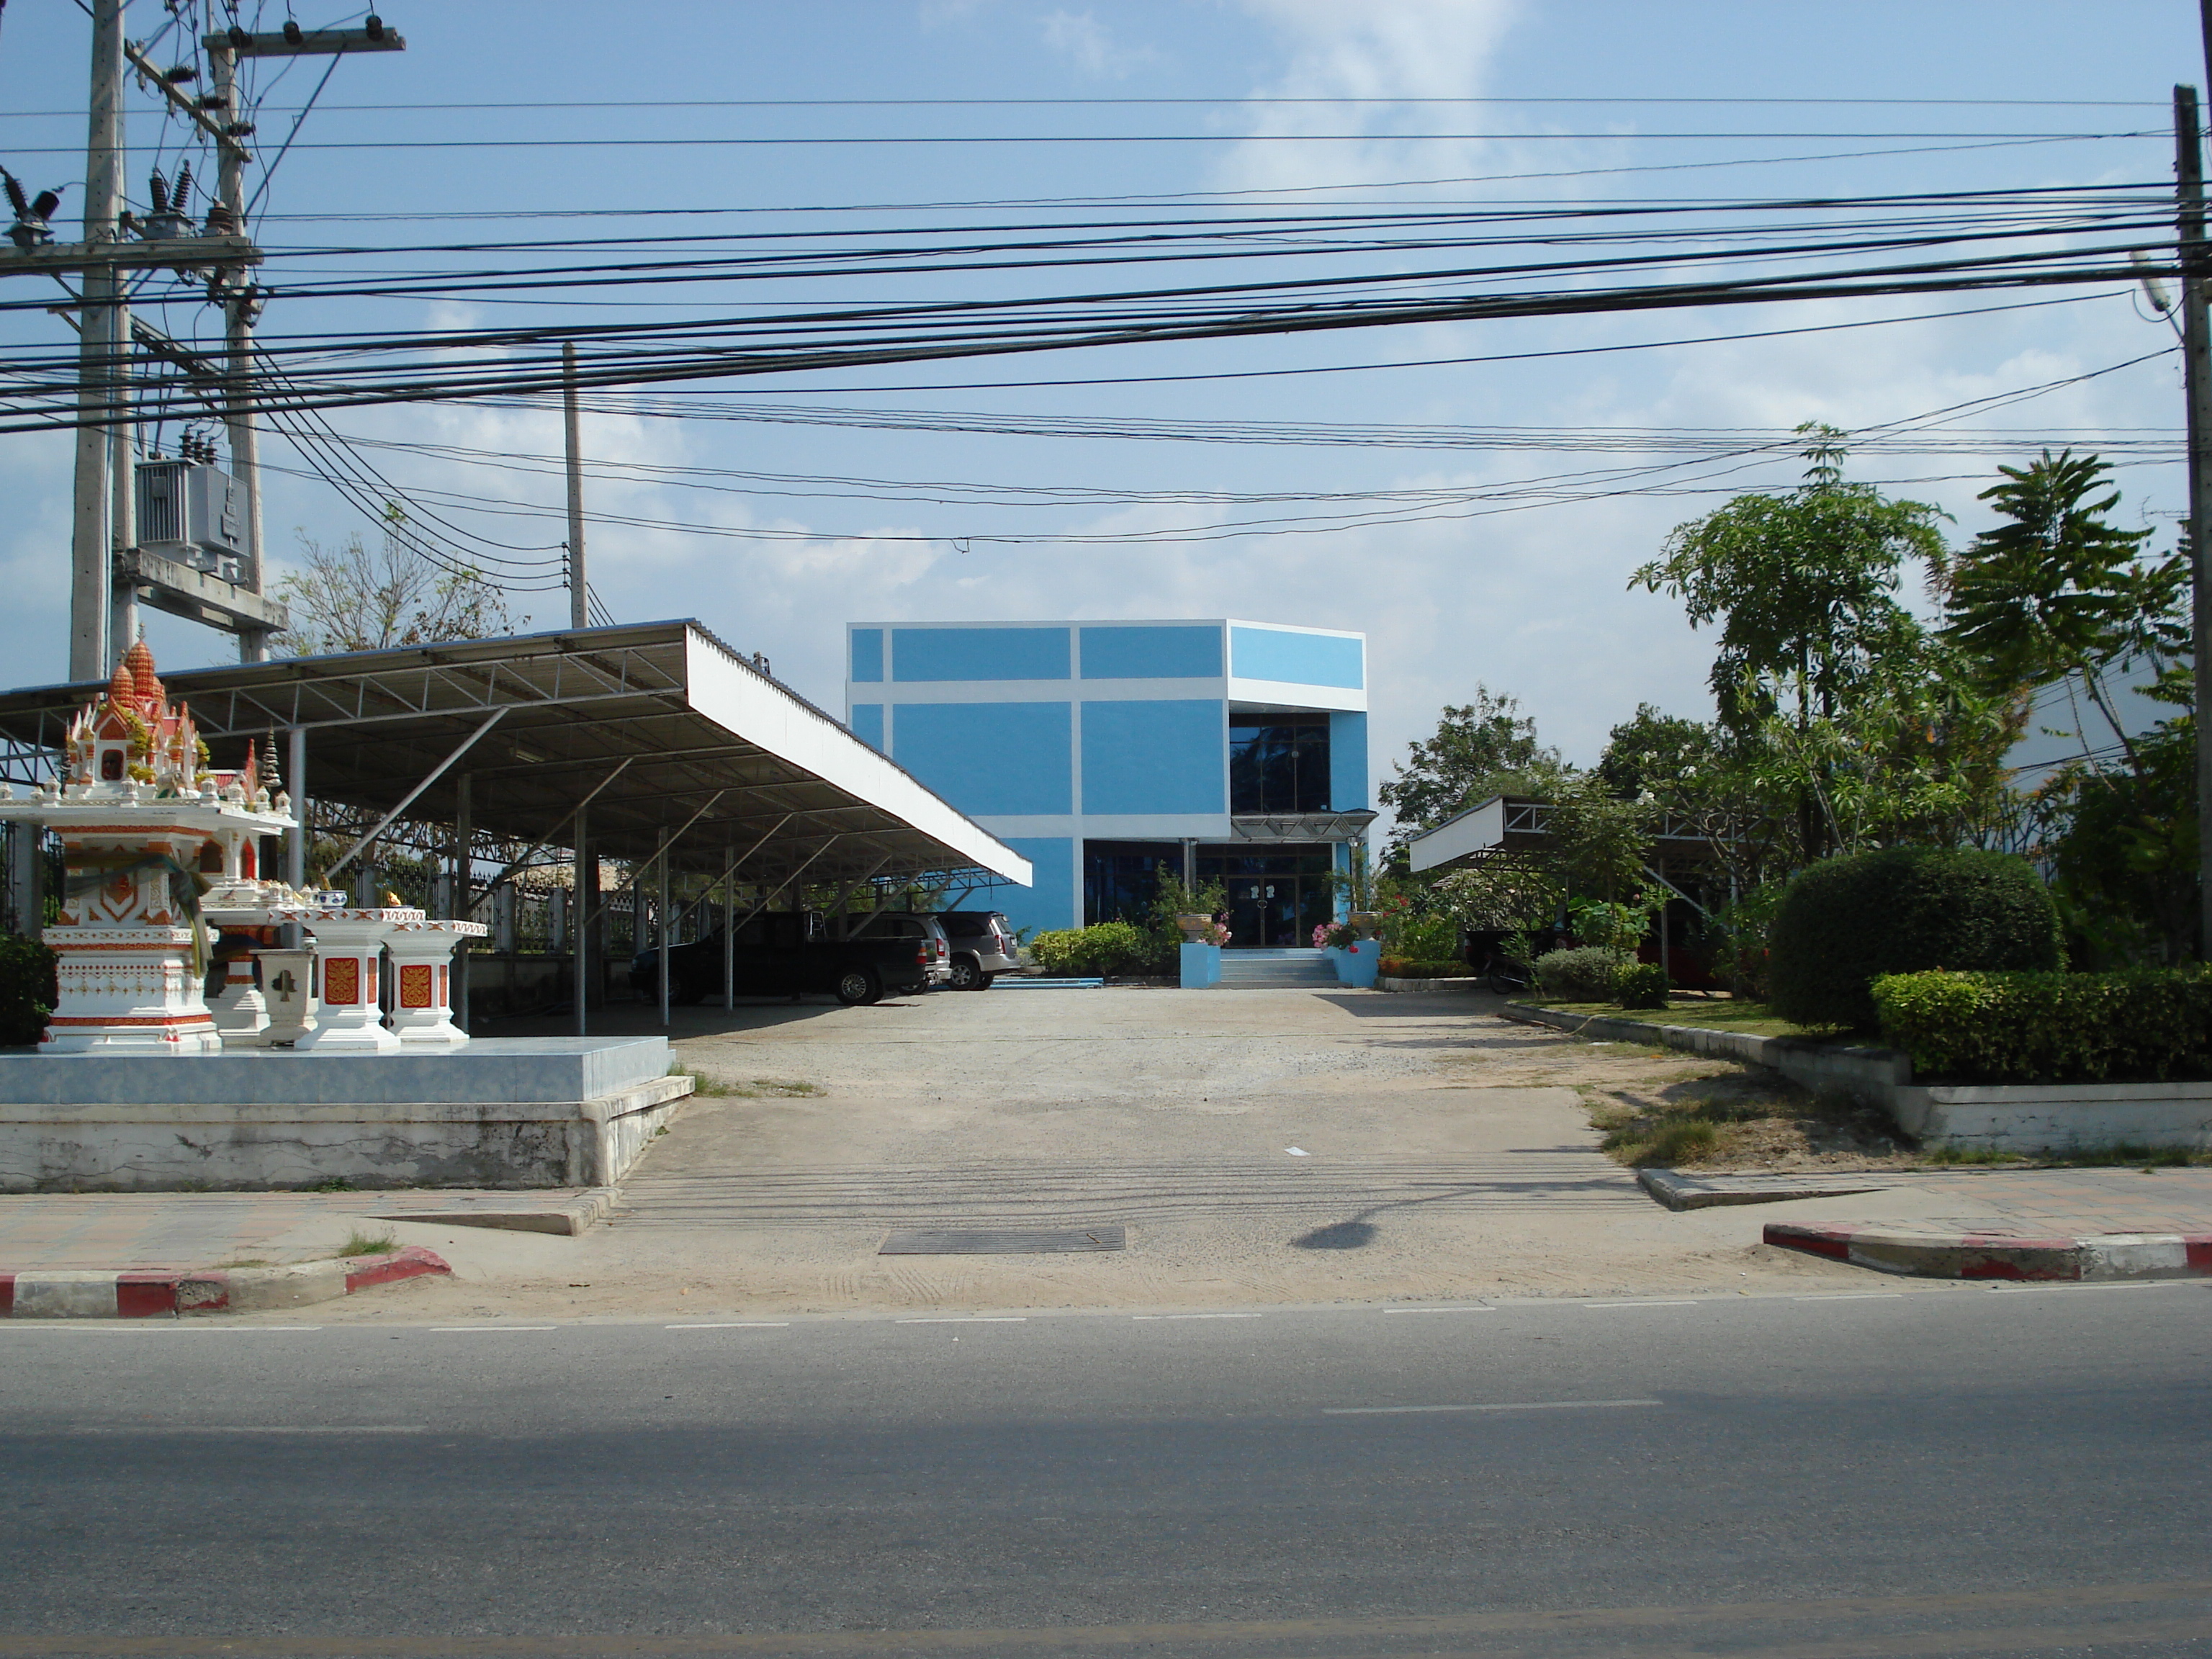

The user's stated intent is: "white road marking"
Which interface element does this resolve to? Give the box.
[1286,1147,1310,1156]
[1383,1306,1495,1315]
[1133,1313,1263,1321]
[1578,1300,1697,1309]
[1793,1293,1906,1301]
[896,1316,1027,1323]
[429,1325,562,1332]
[1325,1399,1664,1416]
[68,1424,428,1434]
[665,1322,791,1329]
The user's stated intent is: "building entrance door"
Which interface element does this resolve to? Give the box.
[1224,875,1332,948]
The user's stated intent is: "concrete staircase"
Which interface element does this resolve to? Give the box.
[1216,948,1339,989]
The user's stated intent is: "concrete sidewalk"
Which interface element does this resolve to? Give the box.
[0,1187,607,1271]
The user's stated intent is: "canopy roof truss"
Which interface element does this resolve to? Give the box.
[0,621,1029,894]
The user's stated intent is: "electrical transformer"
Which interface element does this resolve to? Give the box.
[135,459,246,577]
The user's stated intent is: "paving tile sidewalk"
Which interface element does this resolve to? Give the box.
[0,1190,604,1271]
[1825,1167,2212,1237]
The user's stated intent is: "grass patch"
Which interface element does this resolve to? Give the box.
[671,1066,824,1099]
[1529,997,1851,1042]
[337,1228,397,1258]
[1587,1067,1904,1168]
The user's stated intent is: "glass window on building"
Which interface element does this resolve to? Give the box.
[1084,840,1184,927]
[1228,714,1331,813]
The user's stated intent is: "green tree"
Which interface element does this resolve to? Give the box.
[1597,704,1719,803]
[1632,426,1948,859]
[1377,687,1560,854]
[1938,449,2185,772]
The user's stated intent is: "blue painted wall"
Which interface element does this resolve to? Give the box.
[1229,626,1364,690]
[1328,711,1369,809]
[1082,700,1225,814]
[893,626,1070,682]
[893,701,1072,814]
[848,703,884,751]
[997,836,1077,938]
[1078,624,1222,680]
[849,628,883,683]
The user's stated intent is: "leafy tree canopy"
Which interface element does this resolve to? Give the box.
[1632,425,1947,737]
[1377,685,1560,850]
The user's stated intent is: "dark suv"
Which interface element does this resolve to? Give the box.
[933,909,1021,990]
[629,910,932,1006]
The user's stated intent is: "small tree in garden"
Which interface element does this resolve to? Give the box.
[1379,688,1560,856]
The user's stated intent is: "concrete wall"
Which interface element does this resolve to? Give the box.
[0,1038,692,1192]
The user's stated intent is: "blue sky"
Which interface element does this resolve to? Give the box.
[0,1,2203,828]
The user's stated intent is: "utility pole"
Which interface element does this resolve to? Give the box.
[564,342,587,629]
[2178,85,2212,958]
[68,0,124,682]
[207,35,264,662]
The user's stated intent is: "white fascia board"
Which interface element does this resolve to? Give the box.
[862,678,1223,703]
[1226,677,1367,713]
[1075,814,1235,839]
[1409,796,1505,873]
[1223,617,1364,641]
[684,629,1032,885]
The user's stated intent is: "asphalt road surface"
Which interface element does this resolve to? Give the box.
[4,1282,2210,1658]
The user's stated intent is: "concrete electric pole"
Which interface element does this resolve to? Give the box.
[2179,85,2212,958]
[565,342,588,629]
[21,7,403,683]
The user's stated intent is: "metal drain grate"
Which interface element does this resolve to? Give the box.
[878,1226,1125,1255]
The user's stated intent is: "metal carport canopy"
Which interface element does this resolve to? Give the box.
[0,619,1032,890]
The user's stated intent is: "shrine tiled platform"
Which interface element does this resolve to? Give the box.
[0,1037,693,1192]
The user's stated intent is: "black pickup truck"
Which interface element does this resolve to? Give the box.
[629,910,932,1007]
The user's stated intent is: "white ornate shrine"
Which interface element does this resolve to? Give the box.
[0,643,295,1053]
[1,646,503,1062]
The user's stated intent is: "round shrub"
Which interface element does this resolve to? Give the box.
[0,931,57,1047]
[1532,945,1630,1002]
[1767,848,2061,1030]
[1614,961,1670,1010]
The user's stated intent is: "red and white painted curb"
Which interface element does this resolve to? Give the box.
[0,1245,450,1318]
[1767,1221,2212,1282]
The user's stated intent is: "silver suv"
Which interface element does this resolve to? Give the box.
[844,912,953,987]
[933,909,1021,991]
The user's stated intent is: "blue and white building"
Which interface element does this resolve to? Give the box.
[845,619,1375,945]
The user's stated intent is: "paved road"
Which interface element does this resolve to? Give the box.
[5,1282,2210,1656]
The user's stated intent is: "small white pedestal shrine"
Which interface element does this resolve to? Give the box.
[0,643,293,1054]
[385,919,488,1046]
[276,907,418,1053]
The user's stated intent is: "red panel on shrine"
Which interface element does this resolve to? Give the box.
[323,956,360,1005]
[399,963,434,1008]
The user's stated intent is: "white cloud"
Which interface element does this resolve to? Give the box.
[1218,0,1525,194]
[1039,9,1163,78]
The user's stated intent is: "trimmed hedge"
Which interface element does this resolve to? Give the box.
[1871,968,2212,1084]
[1028,921,1172,976]
[0,932,57,1047]
[1614,961,1670,1010]
[1533,946,1631,1002]
[1768,848,2061,1030]
[1378,957,1467,979]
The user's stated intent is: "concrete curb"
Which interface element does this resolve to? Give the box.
[393,1190,611,1236]
[0,1244,450,1318]
[1637,1167,1899,1211]
[1377,976,1483,994]
[1766,1221,2212,1282]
